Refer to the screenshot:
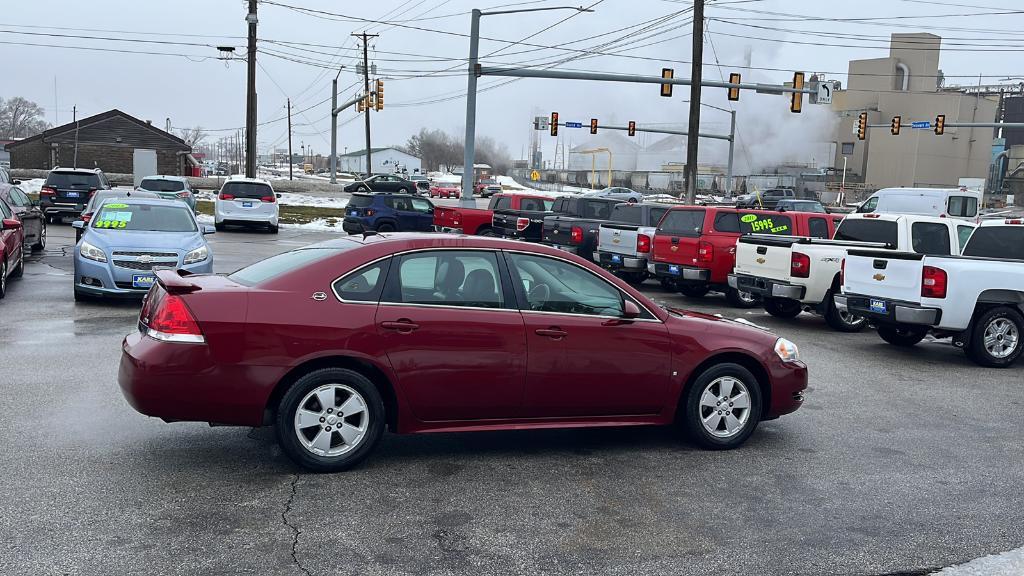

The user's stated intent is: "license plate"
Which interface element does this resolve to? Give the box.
[611,254,622,264]
[66,191,80,198]
[132,275,156,289]
[668,265,681,275]
[869,299,888,314]
[350,211,359,216]
[242,201,253,208]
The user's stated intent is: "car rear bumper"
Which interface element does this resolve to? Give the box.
[41,202,85,216]
[834,294,941,326]
[729,274,805,300]
[653,262,711,282]
[594,251,645,271]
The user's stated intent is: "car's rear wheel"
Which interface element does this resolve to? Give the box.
[679,284,709,298]
[764,297,802,318]
[621,271,648,286]
[397,187,408,194]
[824,291,866,332]
[276,368,385,472]
[725,287,759,308]
[659,277,675,291]
[11,255,23,278]
[681,363,762,449]
[376,223,395,232]
[0,259,7,299]
[966,306,1023,367]
[877,324,929,347]
[268,224,279,234]
[215,222,226,232]
[32,221,46,251]
[477,227,496,237]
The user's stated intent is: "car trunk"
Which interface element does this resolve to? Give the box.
[652,209,705,266]
[733,238,795,281]
[433,207,459,228]
[599,223,641,257]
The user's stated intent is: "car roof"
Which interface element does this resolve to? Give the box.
[843,213,959,224]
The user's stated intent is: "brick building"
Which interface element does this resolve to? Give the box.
[4,109,192,175]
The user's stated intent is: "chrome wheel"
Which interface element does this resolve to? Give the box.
[699,376,752,438]
[839,309,865,327]
[984,318,1019,359]
[738,290,756,305]
[293,384,369,457]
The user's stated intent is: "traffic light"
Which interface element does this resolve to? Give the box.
[790,72,805,113]
[357,96,365,113]
[857,112,868,141]
[660,68,674,97]
[590,118,598,135]
[890,115,901,136]
[934,114,945,135]
[728,72,741,101]
[627,121,636,137]
[375,79,384,111]
[550,112,558,136]
[367,91,376,110]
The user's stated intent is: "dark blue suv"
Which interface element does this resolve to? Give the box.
[342,193,435,234]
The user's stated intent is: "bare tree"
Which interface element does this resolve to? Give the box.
[177,126,207,148]
[0,97,49,139]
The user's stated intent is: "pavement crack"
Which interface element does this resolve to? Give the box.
[282,474,312,576]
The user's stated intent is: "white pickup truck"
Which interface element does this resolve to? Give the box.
[729,213,976,332]
[836,219,1024,367]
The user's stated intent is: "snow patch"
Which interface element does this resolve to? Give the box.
[21,178,45,195]
[931,546,1024,576]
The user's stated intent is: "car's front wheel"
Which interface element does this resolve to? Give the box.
[966,306,1023,367]
[681,363,762,449]
[276,368,385,473]
[0,258,6,299]
[877,324,928,347]
[32,221,46,251]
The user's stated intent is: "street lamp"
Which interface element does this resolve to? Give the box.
[459,5,594,207]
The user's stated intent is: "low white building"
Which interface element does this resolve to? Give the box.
[337,147,422,175]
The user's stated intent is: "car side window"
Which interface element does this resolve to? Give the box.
[333,259,391,302]
[584,200,612,219]
[388,251,505,309]
[857,197,878,213]
[650,208,668,226]
[739,212,791,235]
[911,222,952,256]
[490,197,511,210]
[520,198,545,211]
[957,225,975,252]
[948,196,978,218]
[508,253,624,318]
[410,198,432,213]
[713,212,740,233]
[808,217,830,239]
[8,188,29,207]
[0,200,12,219]
[389,197,412,211]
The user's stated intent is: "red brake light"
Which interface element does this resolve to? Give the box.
[40,186,56,197]
[219,193,235,201]
[863,213,880,218]
[516,217,530,232]
[922,266,947,299]
[1006,218,1024,225]
[260,195,276,203]
[365,209,375,216]
[637,234,651,254]
[791,252,811,278]
[82,213,93,223]
[145,292,204,343]
[697,240,714,263]
[570,226,583,244]
[840,257,846,285]
[176,191,191,198]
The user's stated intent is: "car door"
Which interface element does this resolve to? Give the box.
[0,199,20,270]
[375,249,526,421]
[8,188,41,245]
[389,196,419,230]
[505,251,672,418]
[409,197,435,231]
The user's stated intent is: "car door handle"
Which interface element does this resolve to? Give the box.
[381,320,420,332]
[535,328,567,339]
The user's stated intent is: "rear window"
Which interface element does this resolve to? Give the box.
[582,200,612,220]
[46,172,100,189]
[649,208,668,226]
[348,195,374,208]
[808,217,830,239]
[221,181,273,199]
[963,226,1024,259]
[713,212,740,233]
[610,204,642,225]
[139,179,185,193]
[739,212,792,235]
[658,209,705,236]
[91,203,196,232]
[948,196,978,218]
[911,222,951,255]
[787,201,825,213]
[229,248,340,285]
[834,219,897,245]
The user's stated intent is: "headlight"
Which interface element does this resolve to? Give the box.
[774,338,800,363]
[80,240,107,263]
[183,246,209,265]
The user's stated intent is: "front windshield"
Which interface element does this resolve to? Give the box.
[91,202,197,232]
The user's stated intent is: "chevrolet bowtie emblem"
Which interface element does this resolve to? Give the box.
[756,257,765,264]
[873,273,886,281]
[138,255,153,264]
[670,245,678,252]
[612,237,620,244]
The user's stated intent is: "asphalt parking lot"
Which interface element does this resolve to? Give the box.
[1,220,1021,576]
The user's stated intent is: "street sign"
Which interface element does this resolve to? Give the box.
[814,81,835,105]
[912,121,931,129]
[530,170,540,181]
[565,121,583,128]
[534,116,549,130]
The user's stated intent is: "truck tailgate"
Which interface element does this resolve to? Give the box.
[844,249,923,301]
[599,223,640,257]
[734,237,794,281]
[433,207,458,228]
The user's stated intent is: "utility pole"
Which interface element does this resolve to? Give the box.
[287,98,293,181]
[353,32,378,177]
[684,0,704,204]
[245,0,258,178]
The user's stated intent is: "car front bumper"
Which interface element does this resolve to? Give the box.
[74,256,213,298]
[834,294,941,326]
[765,357,809,419]
[728,274,805,300]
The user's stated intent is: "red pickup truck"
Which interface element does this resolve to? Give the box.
[650,206,844,306]
[433,193,554,236]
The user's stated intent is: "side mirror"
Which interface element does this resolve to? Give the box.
[71,220,85,229]
[622,300,641,319]
[202,224,216,235]
[11,179,20,185]
[2,218,21,231]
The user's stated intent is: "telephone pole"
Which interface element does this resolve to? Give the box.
[287,98,294,181]
[353,32,378,176]
[245,0,258,178]
[684,0,704,204]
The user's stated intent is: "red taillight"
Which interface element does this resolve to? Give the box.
[864,213,880,218]
[219,193,235,201]
[1006,218,1024,225]
[922,266,947,299]
[365,209,375,216]
[791,252,811,278]
[145,293,204,343]
[260,195,276,203]
[516,217,530,232]
[697,240,714,263]
[40,186,56,197]
[637,234,651,254]
[570,226,583,244]
[840,257,845,285]
[82,212,93,223]
[176,191,191,198]
[88,188,98,197]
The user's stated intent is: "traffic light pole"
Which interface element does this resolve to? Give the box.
[459,9,482,208]
[330,91,372,184]
[684,0,704,204]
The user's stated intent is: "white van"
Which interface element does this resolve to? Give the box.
[856,187,980,221]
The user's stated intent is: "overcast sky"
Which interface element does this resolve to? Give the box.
[4,0,1023,167]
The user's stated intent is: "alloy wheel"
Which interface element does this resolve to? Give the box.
[984,318,1019,359]
[698,376,752,438]
[293,384,369,457]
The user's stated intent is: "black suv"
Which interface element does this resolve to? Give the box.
[39,168,113,223]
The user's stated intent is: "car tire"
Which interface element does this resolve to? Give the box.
[359,185,370,192]
[11,255,23,278]
[268,224,279,234]
[725,287,759,308]
[659,277,675,291]
[376,223,395,233]
[823,291,867,333]
[32,221,46,251]
[397,187,408,194]
[620,271,648,286]
[477,227,497,237]
[764,297,802,318]
[0,259,6,299]
[679,284,709,298]
[275,368,385,473]
[965,306,1023,368]
[680,363,762,450]
[877,324,929,347]
[215,222,226,232]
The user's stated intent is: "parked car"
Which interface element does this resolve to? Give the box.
[38,167,113,223]
[582,187,644,203]
[730,213,973,331]
[118,233,808,472]
[856,187,980,221]
[428,182,460,199]
[652,206,844,307]
[0,197,25,299]
[408,175,431,195]
[594,203,672,286]
[137,175,197,212]
[434,193,553,236]
[214,177,280,233]
[837,219,1024,366]
[541,196,622,262]
[776,199,827,214]
[735,188,818,209]
[474,178,503,198]
[71,198,214,301]
[342,193,435,234]
[343,174,417,194]
[0,183,46,251]
[75,189,160,242]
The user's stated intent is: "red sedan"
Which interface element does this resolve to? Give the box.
[0,197,25,299]
[119,234,807,472]
[429,183,460,199]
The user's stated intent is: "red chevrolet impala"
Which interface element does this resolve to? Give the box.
[119,233,807,472]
